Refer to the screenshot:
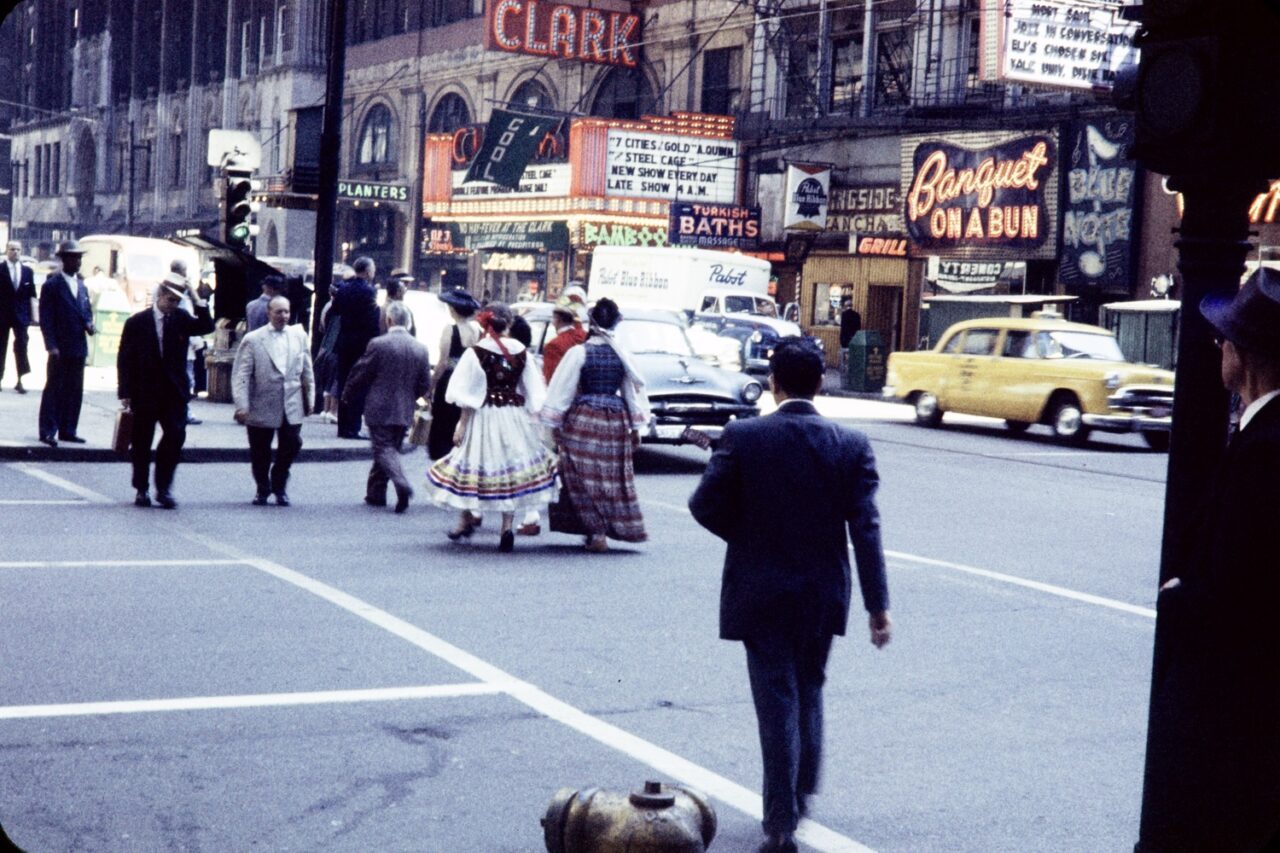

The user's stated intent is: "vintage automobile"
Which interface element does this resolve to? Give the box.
[883,313,1176,449]
[516,303,763,444]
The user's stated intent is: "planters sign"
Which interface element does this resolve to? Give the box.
[486,0,641,67]
[903,132,1059,260]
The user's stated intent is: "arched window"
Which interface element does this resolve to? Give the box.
[509,79,553,112]
[428,93,471,133]
[590,67,656,120]
[357,103,394,166]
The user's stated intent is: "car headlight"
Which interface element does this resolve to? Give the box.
[742,381,763,403]
[750,330,764,343]
[1104,371,1121,390]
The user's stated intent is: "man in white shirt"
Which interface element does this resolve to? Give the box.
[0,241,36,393]
[232,295,315,506]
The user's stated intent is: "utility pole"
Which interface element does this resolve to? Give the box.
[312,0,347,354]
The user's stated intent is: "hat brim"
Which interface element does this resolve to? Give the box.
[1199,290,1236,341]
[56,249,86,256]
[160,285,185,298]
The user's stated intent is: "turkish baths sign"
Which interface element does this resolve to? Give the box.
[485,0,641,67]
[604,130,739,203]
[669,203,760,249]
[985,0,1138,92]
[903,131,1059,260]
[1059,118,1139,292]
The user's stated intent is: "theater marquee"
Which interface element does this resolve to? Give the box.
[485,0,641,67]
[902,131,1060,260]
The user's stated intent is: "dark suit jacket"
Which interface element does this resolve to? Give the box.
[689,399,889,640]
[333,278,380,364]
[38,272,93,360]
[342,327,432,427]
[117,303,215,410]
[0,262,36,326]
[1145,393,1280,849]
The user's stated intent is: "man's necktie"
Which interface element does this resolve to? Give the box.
[162,314,172,358]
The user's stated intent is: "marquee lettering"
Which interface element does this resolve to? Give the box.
[486,0,640,67]
[907,141,1050,221]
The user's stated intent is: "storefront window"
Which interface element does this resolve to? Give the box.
[811,282,852,326]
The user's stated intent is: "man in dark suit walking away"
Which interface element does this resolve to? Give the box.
[117,273,215,508]
[0,241,36,393]
[689,337,892,853]
[333,257,381,439]
[343,301,431,513]
[37,240,96,446]
[1139,268,1280,851]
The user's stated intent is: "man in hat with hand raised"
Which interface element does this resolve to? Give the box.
[37,240,96,446]
[1142,267,1280,849]
[117,272,215,508]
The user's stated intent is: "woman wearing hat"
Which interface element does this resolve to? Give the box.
[428,289,484,460]
[540,298,649,552]
[426,302,556,551]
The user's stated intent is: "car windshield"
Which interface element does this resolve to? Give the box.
[1038,330,1126,361]
[723,294,777,317]
[616,319,694,357]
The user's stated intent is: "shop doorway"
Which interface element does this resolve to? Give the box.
[867,284,902,351]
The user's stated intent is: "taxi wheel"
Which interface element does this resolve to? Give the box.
[1005,419,1031,433]
[1050,397,1090,445]
[914,392,943,427]
[1143,432,1171,452]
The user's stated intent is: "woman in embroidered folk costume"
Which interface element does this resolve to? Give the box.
[427,288,484,461]
[540,298,650,552]
[426,302,556,552]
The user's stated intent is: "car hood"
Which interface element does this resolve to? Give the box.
[634,352,753,400]
[705,314,801,337]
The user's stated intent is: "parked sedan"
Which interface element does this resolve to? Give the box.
[883,314,1176,449]
[516,303,763,444]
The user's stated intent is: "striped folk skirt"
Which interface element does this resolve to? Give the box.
[426,405,557,512]
[551,400,646,543]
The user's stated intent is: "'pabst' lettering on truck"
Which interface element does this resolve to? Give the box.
[707,264,749,288]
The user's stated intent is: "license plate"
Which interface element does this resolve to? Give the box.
[655,423,687,439]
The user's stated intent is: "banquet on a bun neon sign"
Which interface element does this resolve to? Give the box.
[486,0,641,67]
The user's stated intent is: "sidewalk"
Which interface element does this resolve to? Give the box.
[0,342,370,463]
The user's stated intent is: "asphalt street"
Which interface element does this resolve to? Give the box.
[0,400,1169,852]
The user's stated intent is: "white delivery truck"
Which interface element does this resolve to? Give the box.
[78,235,201,309]
[587,245,807,374]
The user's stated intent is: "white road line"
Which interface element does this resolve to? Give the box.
[885,551,1157,619]
[178,532,875,853]
[0,559,245,569]
[8,462,115,504]
[645,499,1157,619]
[0,683,503,720]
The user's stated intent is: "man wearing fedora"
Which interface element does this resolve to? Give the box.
[1142,268,1280,850]
[37,240,96,446]
[117,273,215,508]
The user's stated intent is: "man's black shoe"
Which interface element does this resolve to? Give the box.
[757,835,798,853]
[274,492,290,507]
[364,495,387,507]
[155,491,177,509]
[394,488,412,514]
[38,436,57,447]
[58,435,87,443]
[14,382,25,394]
[186,416,202,425]
[341,432,369,440]
[134,491,152,507]
[252,493,270,506]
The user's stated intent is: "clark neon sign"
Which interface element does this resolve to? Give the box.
[906,136,1054,250]
[485,0,641,67]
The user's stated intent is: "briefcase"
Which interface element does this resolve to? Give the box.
[408,407,432,446]
[112,408,133,455]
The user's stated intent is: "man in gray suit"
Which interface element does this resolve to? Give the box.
[232,295,314,506]
[689,337,892,853]
[343,300,432,513]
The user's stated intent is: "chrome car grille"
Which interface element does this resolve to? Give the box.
[1109,387,1175,416]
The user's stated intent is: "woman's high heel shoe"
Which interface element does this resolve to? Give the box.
[446,525,473,541]
[498,530,515,552]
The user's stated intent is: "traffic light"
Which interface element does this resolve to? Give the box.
[1127,1,1280,178]
[223,168,261,250]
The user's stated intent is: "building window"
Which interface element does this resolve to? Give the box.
[428,0,474,28]
[356,104,394,167]
[875,28,913,108]
[51,143,60,196]
[276,4,293,57]
[701,47,742,115]
[428,94,470,133]
[831,35,864,111]
[34,146,43,196]
[241,19,255,76]
[590,67,656,120]
[509,79,552,112]
[170,134,183,188]
[273,119,283,172]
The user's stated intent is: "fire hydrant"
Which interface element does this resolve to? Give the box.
[541,780,717,853]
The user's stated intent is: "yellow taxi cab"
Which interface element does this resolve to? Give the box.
[883,313,1175,449]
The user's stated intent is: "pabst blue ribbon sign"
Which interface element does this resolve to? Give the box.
[904,133,1058,259]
